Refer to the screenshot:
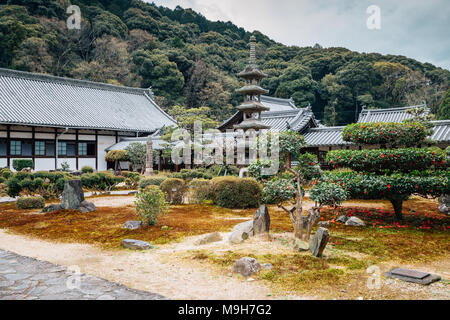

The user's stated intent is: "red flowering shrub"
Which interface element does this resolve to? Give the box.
[105,150,129,162]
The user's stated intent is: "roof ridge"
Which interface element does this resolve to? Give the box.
[361,105,428,113]
[261,95,293,104]
[0,67,147,95]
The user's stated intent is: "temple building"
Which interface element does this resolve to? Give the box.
[0,68,177,172]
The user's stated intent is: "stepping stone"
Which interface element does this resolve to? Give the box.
[121,239,154,251]
[384,268,441,285]
[123,221,143,230]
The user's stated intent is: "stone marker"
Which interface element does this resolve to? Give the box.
[232,257,261,277]
[345,217,366,227]
[253,205,270,235]
[61,180,85,209]
[438,194,450,214]
[309,227,330,258]
[144,136,154,177]
[123,221,143,230]
[229,220,254,244]
[384,268,441,285]
[121,239,153,251]
[336,215,348,223]
[195,232,223,245]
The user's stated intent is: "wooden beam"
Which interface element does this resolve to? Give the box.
[75,129,79,171]
[95,130,98,171]
[6,125,10,168]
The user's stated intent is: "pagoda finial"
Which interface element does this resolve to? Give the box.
[249,35,256,65]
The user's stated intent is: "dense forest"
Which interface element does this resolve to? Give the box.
[1,0,449,125]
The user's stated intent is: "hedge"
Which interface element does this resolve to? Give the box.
[105,150,129,162]
[139,176,167,189]
[160,178,186,204]
[80,172,123,191]
[342,122,427,146]
[12,159,34,171]
[211,177,262,209]
[17,196,45,209]
[327,148,446,173]
[188,179,213,204]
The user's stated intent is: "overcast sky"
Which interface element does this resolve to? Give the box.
[150,0,450,70]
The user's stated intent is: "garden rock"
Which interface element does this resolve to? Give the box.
[42,204,62,213]
[232,257,261,277]
[262,263,273,270]
[121,239,154,250]
[293,239,309,252]
[345,217,366,227]
[78,201,97,213]
[61,180,85,210]
[195,232,223,245]
[309,227,330,258]
[318,221,330,227]
[438,194,450,214]
[229,221,254,244]
[253,205,270,235]
[336,215,348,223]
[123,221,143,230]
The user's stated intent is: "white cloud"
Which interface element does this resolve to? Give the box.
[150,0,450,70]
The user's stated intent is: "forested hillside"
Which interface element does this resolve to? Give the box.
[1,0,449,125]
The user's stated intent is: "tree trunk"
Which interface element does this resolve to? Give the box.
[390,197,404,221]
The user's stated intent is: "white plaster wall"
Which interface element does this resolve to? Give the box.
[97,135,116,171]
[0,131,6,138]
[78,158,96,170]
[0,158,7,168]
[79,135,96,141]
[10,132,32,139]
[119,161,130,170]
[57,158,76,171]
[35,133,55,139]
[35,158,55,171]
[59,134,76,140]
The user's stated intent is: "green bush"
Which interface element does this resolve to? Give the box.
[263,178,297,205]
[1,168,12,179]
[139,176,167,189]
[342,122,427,146]
[16,196,45,209]
[327,148,446,173]
[81,166,94,174]
[160,178,186,204]
[310,181,348,207]
[188,179,213,204]
[6,177,22,197]
[135,186,168,226]
[211,177,262,209]
[12,159,34,171]
[171,169,213,181]
[81,172,123,191]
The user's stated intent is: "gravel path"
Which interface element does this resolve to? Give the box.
[0,250,167,300]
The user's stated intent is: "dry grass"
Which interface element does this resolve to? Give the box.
[0,201,253,248]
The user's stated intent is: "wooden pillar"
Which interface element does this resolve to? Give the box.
[158,150,162,171]
[54,128,58,170]
[95,130,98,171]
[31,127,35,169]
[6,125,10,168]
[75,129,79,171]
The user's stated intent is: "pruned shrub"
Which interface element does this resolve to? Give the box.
[139,176,167,189]
[1,168,12,179]
[12,159,34,171]
[188,179,213,204]
[135,186,168,226]
[160,178,186,204]
[211,177,262,209]
[6,177,22,197]
[81,166,94,174]
[81,172,123,191]
[17,196,45,209]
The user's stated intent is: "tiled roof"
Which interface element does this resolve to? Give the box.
[431,120,450,142]
[303,126,349,147]
[0,68,177,132]
[262,107,317,132]
[303,121,450,147]
[260,95,298,112]
[105,137,170,151]
[358,104,430,123]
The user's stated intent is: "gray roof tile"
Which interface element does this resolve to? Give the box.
[0,68,177,132]
[358,104,430,123]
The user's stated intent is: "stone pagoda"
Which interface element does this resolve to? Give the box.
[234,36,271,131]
